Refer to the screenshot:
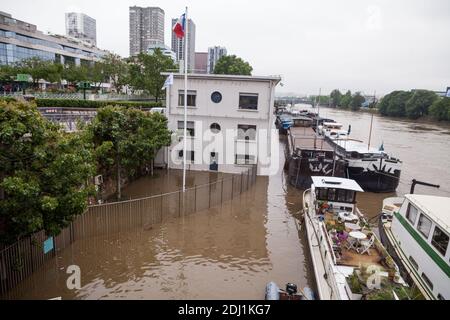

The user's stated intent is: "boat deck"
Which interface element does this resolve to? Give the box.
[324,212,385,269]
[289,127,334,152]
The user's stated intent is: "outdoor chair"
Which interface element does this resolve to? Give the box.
[345,237,358,252]
[357,235,375,255]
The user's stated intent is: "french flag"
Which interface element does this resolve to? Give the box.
[173,13,186,38]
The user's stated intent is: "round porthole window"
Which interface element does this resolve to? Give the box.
[211,91,222,103]
[210,123,221,133]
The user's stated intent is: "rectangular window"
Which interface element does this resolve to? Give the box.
[235,154,256,165]
[178,90,196,107]
[239,93,258,110]
[408,256,418,270]
[406,203,419,225]
[421,273,433,290]
[178,150,194,162]
[237,124,256,140]
[431,226,449,256]
[417,214,432,239]
[177,121,195,137]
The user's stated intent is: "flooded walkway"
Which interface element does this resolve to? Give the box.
[4,138,314,300]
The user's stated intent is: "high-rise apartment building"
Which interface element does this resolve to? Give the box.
[207,46,227,73]
[65,12,97,45]
[171,18,195,72]
[129,6,164,57]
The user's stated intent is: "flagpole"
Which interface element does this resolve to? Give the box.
[182,7,188,193]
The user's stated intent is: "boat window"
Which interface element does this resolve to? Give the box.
[417,214,432,239]
[337,189,347,202]
[345,190,355,203]
[327,188,336,201]
[316,188,327,201]
[408,256,418,270]
[431,226,449,256]
[406,204,418,225]
[421,272,433,290]
[350,152,359,159]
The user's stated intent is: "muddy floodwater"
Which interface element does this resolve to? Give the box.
[4,139,314,300]
[4,106,449,299]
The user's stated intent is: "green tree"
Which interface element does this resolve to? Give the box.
[0,100,95,243]
[85,106,171,199]
[330,89,342,107]
[128,49,177,101]
[62,63,88,85]
[405,90,437,119]
[429,97,450,121]
[340,90,352,109]
[15,57,63,88]
[102,53,129,93]
[213,55,253,75]
[351,92,365,111]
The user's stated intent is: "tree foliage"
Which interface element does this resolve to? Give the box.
[213,55,253,75]
[330,89,342,107]
[102,53,129,93]
[405,90,438,119]
[0,101,95,243]
[85,106,171,199]
[127,49,177,101]
[351,92,365,111]
[340,90,352,109]
[429,97,450,121]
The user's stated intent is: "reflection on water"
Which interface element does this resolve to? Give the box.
[4,139,313,300]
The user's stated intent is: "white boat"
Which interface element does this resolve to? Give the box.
[303,176,412,300]
[379,193,450,300]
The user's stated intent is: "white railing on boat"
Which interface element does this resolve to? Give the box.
[303,189,349,300]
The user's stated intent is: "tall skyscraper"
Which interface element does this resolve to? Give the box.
[207,46,227,74]
[129,6,164,57]
[171,18,195,72]
[65,12,97,45]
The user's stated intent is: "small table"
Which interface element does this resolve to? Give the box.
[349,231,367,240]
[339,212,358,222]
[347,231,368,252]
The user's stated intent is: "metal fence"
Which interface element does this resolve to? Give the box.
[0,165,257,297]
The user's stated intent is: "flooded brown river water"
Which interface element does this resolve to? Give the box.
[4,138,314,300]
[4,106,449,299]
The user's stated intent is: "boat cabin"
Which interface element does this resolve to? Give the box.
[311,176,363,214]
[391,194,450,299]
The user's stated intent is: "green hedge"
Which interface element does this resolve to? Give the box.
[0,96,17,103]
[35,99,163,109]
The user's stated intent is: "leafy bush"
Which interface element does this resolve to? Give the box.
[0,96,17,103]
[35,98,162,109]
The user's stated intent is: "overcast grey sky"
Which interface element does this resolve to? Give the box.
[2,0,449,95]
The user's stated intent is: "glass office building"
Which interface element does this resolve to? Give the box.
[0,11,107,66]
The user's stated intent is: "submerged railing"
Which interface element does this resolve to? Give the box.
[0,165,257,297]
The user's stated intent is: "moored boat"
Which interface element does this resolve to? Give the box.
[302,176,417,300]
[379,190,450,300]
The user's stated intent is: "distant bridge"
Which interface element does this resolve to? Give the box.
[275,97,314,106]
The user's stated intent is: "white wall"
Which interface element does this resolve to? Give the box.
[165,75,279,175]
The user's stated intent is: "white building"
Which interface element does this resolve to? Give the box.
[207,46,227,73]
[147,43,176,61]
[162,73,281,175]
[65,12,97,46]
